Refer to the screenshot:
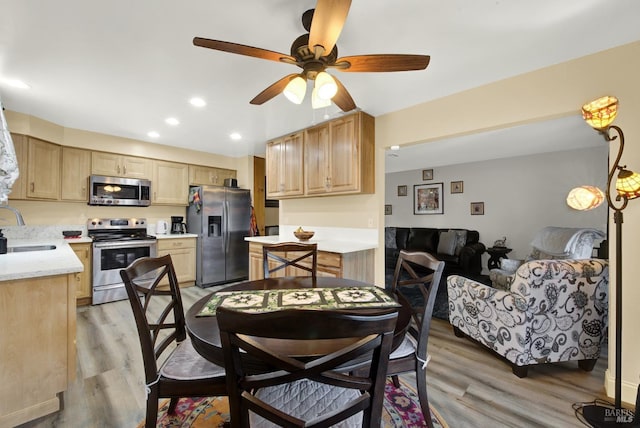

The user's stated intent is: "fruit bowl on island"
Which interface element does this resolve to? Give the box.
[293,228,315,241]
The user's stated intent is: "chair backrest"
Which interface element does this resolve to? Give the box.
[262,242,318,278]
[389,250,445,360]
[217,306,398,427]
[120,254,186,385]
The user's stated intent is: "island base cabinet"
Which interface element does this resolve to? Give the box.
[249,242,374,283]
[0,274,76,427]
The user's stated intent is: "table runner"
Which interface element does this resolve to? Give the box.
[197,287,400,317]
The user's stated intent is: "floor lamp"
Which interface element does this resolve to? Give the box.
[567,96,640,427]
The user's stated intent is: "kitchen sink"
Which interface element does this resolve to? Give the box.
[7,244,57,253]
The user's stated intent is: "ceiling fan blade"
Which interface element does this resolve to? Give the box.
[193,37,295,63]
[331,76,356,112]
[334,54,430,72]
[250,74,299,105]
[308,0,352,57]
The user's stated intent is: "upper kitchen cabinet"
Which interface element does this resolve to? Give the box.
[27,137,61,200]
[304,111,375,196]
[91,152,152,179]
[152,160,189,205]
[188,165,237,186]
[265,131,304,199]
[61,147,91,202]
[8,133,27,200]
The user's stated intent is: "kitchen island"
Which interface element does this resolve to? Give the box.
[0,239,83,427]
[245,235,377,283]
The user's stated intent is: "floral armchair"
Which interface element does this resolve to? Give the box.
[489,227,605,290]
[448,258,608,377]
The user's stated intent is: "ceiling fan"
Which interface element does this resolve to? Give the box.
[193,0,430,112]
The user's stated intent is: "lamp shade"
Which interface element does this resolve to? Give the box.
[315,71,338,100]
[567,186,605,210]
[283,76,307,104]
[582,96,618,130]
[311,87,331,109]
[616,169,640,200]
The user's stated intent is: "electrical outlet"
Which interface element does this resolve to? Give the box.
[367,218,374,227]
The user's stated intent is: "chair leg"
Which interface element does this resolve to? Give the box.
[168,397,179,414]
[145,391,160,428]
[512,365,528,378]
[578,359,597,372]
[416,366,434,428]
[391,375,401,388]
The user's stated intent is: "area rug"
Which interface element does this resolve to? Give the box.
[138,378,448,427]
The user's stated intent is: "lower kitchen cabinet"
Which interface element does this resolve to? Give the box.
[70,242,92,306]
[248,242,374,282]
[157,237,196,287]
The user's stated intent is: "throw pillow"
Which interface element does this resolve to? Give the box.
[437,230,457,256]
[450,229,468,256]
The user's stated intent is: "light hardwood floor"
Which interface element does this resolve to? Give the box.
[17,285,616,428]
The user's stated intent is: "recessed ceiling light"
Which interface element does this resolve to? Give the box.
[230,132,242,141]
[189,97,206,107]
[2,79,31,89]
[165,117,180,126]
[390,145,400,151]
[147,131,159,138]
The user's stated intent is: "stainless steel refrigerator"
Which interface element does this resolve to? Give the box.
[187,185,251,287]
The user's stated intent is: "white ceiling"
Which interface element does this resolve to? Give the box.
[1,0,639,165]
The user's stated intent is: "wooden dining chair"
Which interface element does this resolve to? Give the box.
[262,242,318,278]
[217,306,398,428]
[386,250,444,428]
[119,255,228,428]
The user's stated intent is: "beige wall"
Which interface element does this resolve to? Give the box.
[376,40,639,404]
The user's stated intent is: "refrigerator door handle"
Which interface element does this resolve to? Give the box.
[224,200,230,253]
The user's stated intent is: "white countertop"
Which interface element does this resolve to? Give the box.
[154,233,198,239]
[245,236,377,254]
[0,239,84,282]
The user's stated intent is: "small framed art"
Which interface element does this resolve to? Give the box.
[451,181,464,194]
[384,204,392,215]
[470,202,484,215]
[422,169,433,180]
[414,182,444,215]
[397,185,408,196]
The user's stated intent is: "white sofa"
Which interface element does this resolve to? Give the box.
[448,258,608,377]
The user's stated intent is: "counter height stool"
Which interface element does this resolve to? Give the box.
[263,242,318,279]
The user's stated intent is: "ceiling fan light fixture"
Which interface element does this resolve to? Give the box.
[283,76,307,104]
[315,71,337,100]
[312,87,331,109]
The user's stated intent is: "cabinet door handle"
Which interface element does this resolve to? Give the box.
[123,165,127,175]
[30,182,35,192]
[117,164,121,174]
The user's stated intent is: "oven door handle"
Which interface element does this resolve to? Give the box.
[93,240,157,249]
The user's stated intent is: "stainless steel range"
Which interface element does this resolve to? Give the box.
[88,217,157,304]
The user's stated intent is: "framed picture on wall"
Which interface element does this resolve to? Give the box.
[414,182,444,215]
[470,202,484,215]
[422,169,434,180]
[397,185,408,196]
[451,181,464,194]
[384,204,392,215]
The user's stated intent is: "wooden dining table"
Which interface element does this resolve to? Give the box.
[185,276,411,369]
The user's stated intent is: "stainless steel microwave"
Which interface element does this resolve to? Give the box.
[88,175,151,206]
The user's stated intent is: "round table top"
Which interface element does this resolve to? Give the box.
[185,276,410,368]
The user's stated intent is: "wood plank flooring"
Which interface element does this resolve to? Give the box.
[16,285,617,428]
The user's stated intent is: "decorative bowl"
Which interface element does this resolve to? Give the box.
[293,230,315,241]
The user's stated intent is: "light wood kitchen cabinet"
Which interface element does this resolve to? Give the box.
[265,132,304,198]
[304,112,375,196]
[27,137,61,200]
[248,241,374,282]
[8,133,27,200]
[189,165,237,186]
[0,273,76,427]
[91,151,152,179]
[152,160,189,205]
[61,147,92,201]
[70,242,92,305]
[157,238,196,287]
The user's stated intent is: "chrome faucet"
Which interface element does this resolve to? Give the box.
[0,204,25,226]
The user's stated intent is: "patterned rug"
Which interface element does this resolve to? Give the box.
[138,378,448,427]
